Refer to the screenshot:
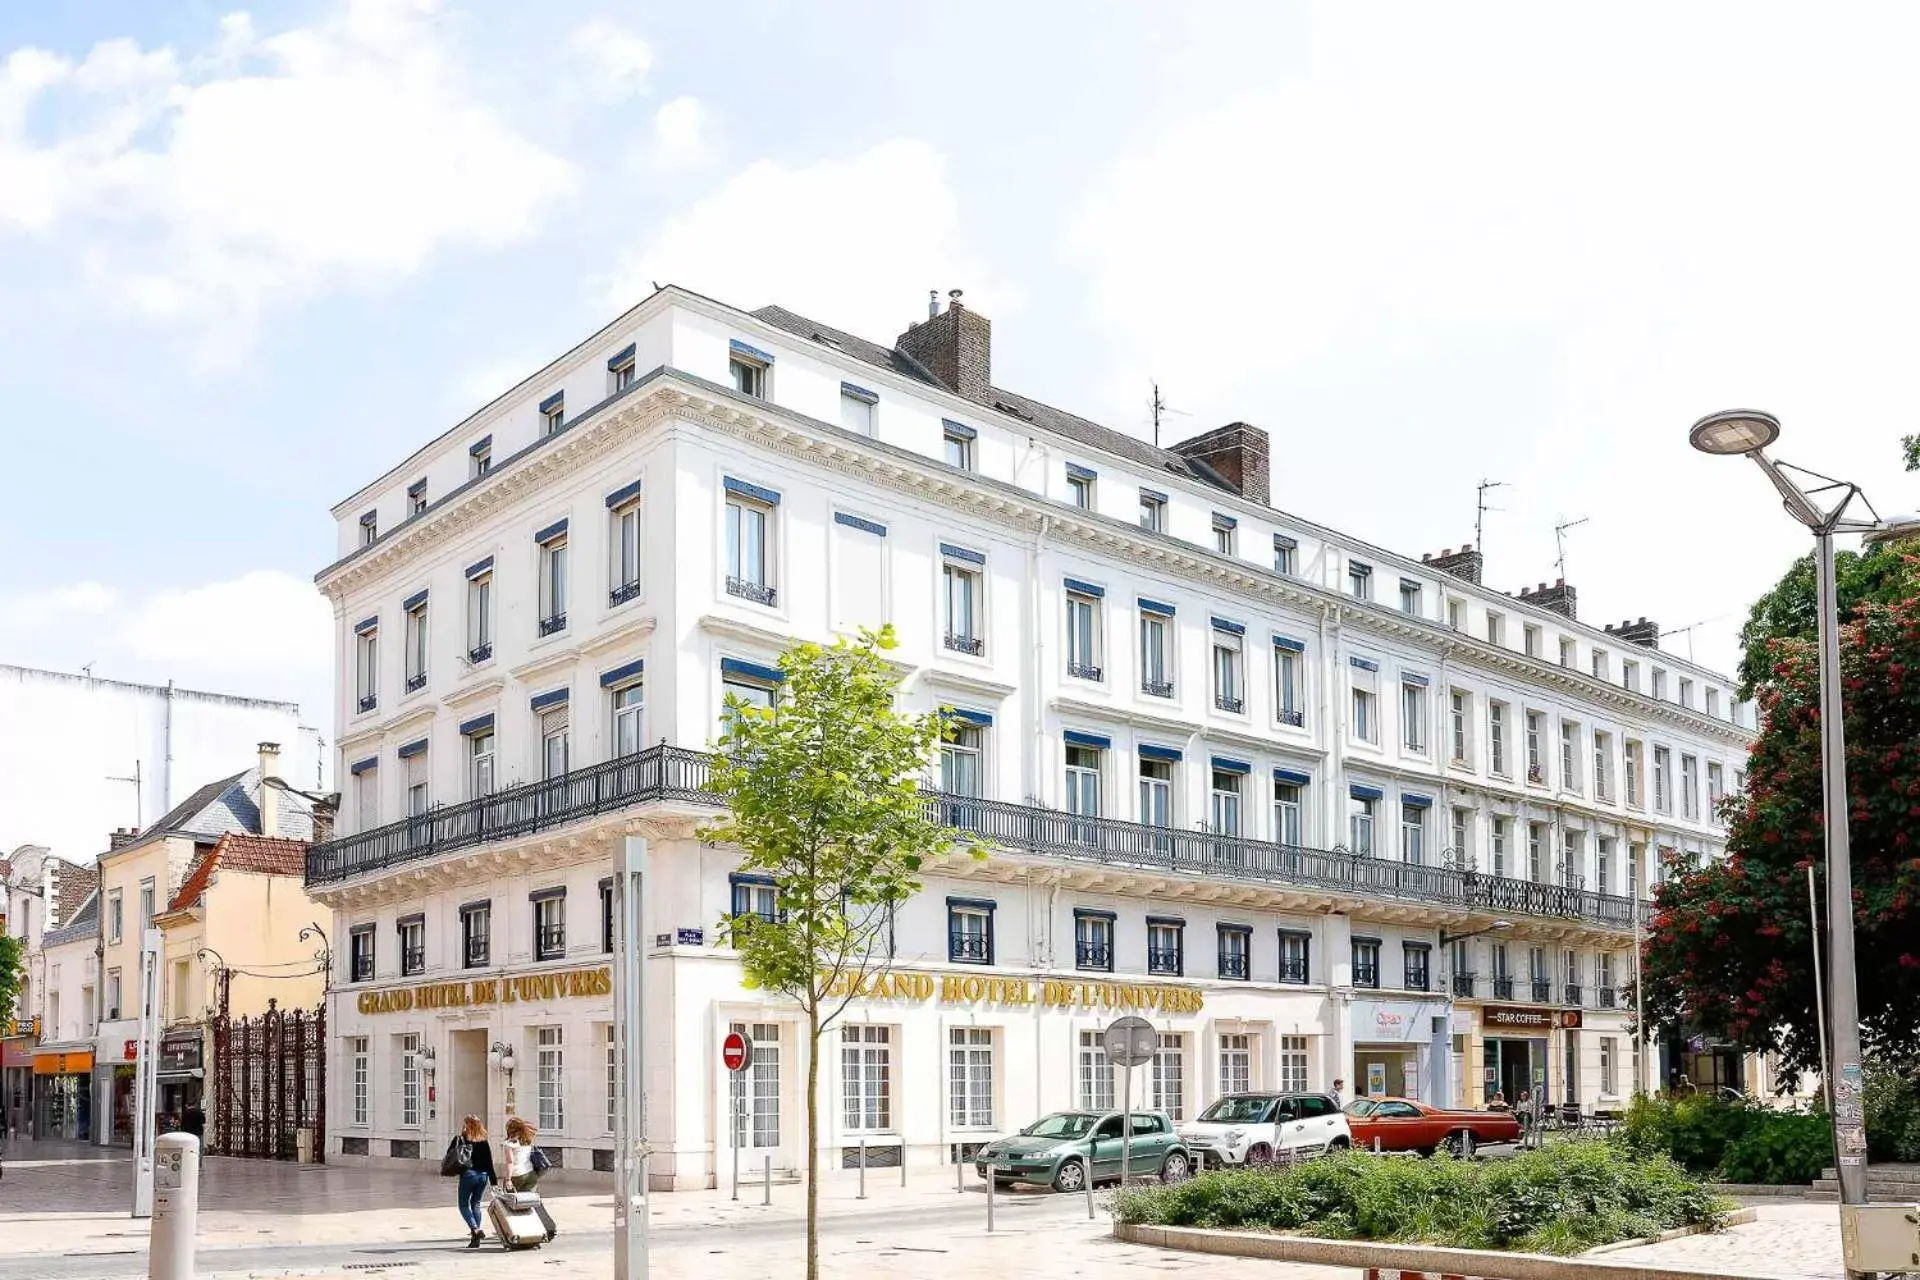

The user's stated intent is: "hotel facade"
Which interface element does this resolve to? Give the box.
[308,286,1752,1187]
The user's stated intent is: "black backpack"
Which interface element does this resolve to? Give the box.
[440,1135,473,1177]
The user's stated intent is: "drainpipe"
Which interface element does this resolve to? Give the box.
[1320,603,1340,847]
[1024,515,1053,806]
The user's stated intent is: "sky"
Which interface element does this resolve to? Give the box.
[1,0,1914,740]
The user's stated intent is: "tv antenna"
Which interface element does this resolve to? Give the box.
[1659,615,1728,664]
[107,759,143,829]
[1475,479,1508,556]
[1553,516,1589,581]
[1147,380,1189,449]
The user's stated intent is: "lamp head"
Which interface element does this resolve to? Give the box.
[1489,920,1513,932]
[1863,514,1920,547]
[1689,409,1781,456]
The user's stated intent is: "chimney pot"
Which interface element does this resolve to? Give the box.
[948,288,964,310]
[927,289,938,320]
[257,741,282,839]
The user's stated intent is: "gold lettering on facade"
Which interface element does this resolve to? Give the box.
[826,969,1203,1013]
[355,967,613,1016]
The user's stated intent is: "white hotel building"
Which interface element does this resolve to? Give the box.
[309,286,1751,1186]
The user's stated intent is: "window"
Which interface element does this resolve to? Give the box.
[942,421,975,470]
[1559,636,1576,668]
[407,478,427,516]
[534,891,566,961]
[1524,624,1541,658]
[1404,943,1431,991]
[1273,641,1304,726]
[1074,909,1114,971]
[1065,743,1102,817]
[1625,741,1644,807]
[1352,938,1381,988]
[1591,650,1609,682]
[724,487,776,606]
[1446,808,1469,865]
[1352,687,1375,743]
[949,1028,993,1128]
[349,926,375,982]
[541,707,570,780]
[610,347,637,393]
[1679,677,1694,708]
[1560,721,1580,792]
[469,728,495,798]
[941,722,983,798]
[1653,746,1671,812]
[722,666,778,715]
[1652,669,1667,700]
[400,1033,422,1127]
[1219,1033,1252,1096]
[1681,755,1699,819]
[1562,829,1584,887]
[1401,680,1427,752]
[171,958,191,1021]
[354,762,378,829]
[1596,837,1612,895]
[1212,627,1245,713]
[1448,598,1465,630]
[107,888,124,941]
[1280,1035,1309,1094]
[610,492,643,606]
[1349,792,1376,854]
[1600,1037,1618,1095]
[1139,606,1173,697]
[1449,691,1469,763]
[1273,534,1297,575]
[1593,731,1612,801]
[1278,930,1309,983]
[355,621,379,712]
[1564,947,1581,998]
[1706,687,1721,718]
[942,556,983,656]
[1491,817,1509,877]
[1489,702,1507,774]
[406,750,429,821]
[471,438,492,477]
[107,968,122,1020]
[948,899,992,964]
[1147,918,1183,975]
[1628,844,1644,899]
[1400,802,1426,864]
[398,915,424,977]
[1598,952,1617,998]
[1067,466,1096,509]
[612,679,645,757]
[1486,611,1505,647]
[461,902,490,969]
[1348,561,1373,600]
[1078,1029,1113,1111]
[537,1026,564,1131]
[1399,579,1422,615]
[1065,587,1103,680]
[541,395,565,435]
[1139,756,1173,829]
[359,509,377,546]
[350,1037,370,1126]
[601,880,613,953]
[1528,823,1546,882]
[538,526,568,634]
[839,384,876,436]
[729,351,767,398]
[1623,659,1640,692]
[1212,513,1237,555]
[731,876,778,925]
[1218,925,1251,980]
[1707,762,1725,818]
[1209,767,1243,836]
[1139,489,1166,532]
[1272,779,1303,846]
[842,1025,892,1130]
[466,567,493,662]
[1151,1033,1185,1120]
[1525,711,1544,783]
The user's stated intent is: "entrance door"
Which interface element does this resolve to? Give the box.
[449,1030,489,1139]
[1486,1038,1534,1106]
[728,1022,784,1163]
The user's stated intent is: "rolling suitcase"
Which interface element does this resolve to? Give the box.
[487,1188,553,1249]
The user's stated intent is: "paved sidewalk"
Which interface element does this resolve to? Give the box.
[1598,1202,1842,1280]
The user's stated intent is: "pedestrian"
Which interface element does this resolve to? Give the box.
[182,1106,206,1144]
[503,1116,543,1192]
[1330,1078,1344,1105]
[1488,1091,1510,1111]
[444,1115,496,1248]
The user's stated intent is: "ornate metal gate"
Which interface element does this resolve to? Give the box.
[211,997,325,1161]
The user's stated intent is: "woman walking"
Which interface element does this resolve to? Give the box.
[503,1117,542,1192]
[452,1116,496,1248]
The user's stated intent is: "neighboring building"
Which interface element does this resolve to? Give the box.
[31,890,99,1139]
[0,664,324,864]
[3,846,97,1130]
[93,744,317,1146]
[308,285,1752,1185]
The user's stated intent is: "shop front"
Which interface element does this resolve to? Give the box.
[2,1022,37,1137]
[1350,997,1449,1103]
[32,1046,93,1140]
[1479,1005,1581,1107]
[156,1030,205,1131]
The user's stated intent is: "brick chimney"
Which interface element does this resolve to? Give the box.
[257,742,281,838]
[1421,544,1484,586]
[1518,579,1578,621]
[895,289,991,403]
[1604,617,1661,649]
[107,828,139,851]
[1170,422,1271,506]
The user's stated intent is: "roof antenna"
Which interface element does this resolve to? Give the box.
[1553,516,1589,581]
[1148,379,1189,449]
[1475,479,1508,559]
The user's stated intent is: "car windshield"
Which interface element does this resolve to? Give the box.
[1345,1099,1378,1117]
[1197,1096,1277,1124]
[1021,1113,1096,1139]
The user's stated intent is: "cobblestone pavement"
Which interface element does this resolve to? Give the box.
[1599,1202,1842,1280]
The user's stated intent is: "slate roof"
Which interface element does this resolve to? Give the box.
[126,767,314,853]
[169,834,309,912]
[748,305,1233,493]
[42,888,98,948]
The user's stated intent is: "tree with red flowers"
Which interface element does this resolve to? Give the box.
[1643,574,1920,1080]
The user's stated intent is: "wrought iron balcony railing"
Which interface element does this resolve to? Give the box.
[610,581,642,608]
[1530,979,1553,1002]
[1278,707,1306,728]
[1492,976,1515,1000]
[1452,972,1477,997]
[539,613,567,636]
[944,632,985,657]
[1564,984,1584,1007]
[950,932,989,963]
[1218,952,1251,980]
[467,643,493,664]
[1598,987,1618,1008]
[1214,693,1245,714]
[1142,678,1175,698]
[1067,662,1104,682]
[303,745,1651,931]
[405,673,427,694]
[726,577,777,607]
[357,694,377,714]
[1405,968,1430,992]
[1278,956,1309,984]
[1147,946,1182,975]
[1075,942,1112,971]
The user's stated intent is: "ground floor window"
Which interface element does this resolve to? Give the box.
[1219,1032,1252,1096]
[349,1037,369,1126]
[1600,1036,1617,1096]
[842,1025,892,1132]
[537,1026,565,1131]
[729,1021,782,1149]
[1279,1035,1309,1093]
[1150,1033,1185,1120]
[604,1024,616,1134]
[398,1033,421,1127]
[948,1028,993,1129]
[1078,1029,1113,1111]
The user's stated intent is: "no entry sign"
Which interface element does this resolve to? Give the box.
[722,1030,753,1073]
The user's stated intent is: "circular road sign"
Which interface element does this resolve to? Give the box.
[1103,1015,1159,1068]
[722,1030,753,1074]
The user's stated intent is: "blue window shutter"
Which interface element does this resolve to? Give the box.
[465,556,494,580]
[604,479,643,509]
[1137,743,1183,763]
[349,756,379,776]
[599,659,644,689]
[401,589,428,612]
[729,338,775,364]
[530,687,570,712]
[1349,783,1384,801]
[723,476,782,506]
[1402,793,1434,809]
[354,615,379,635]
[1062,729,1111,750]
[459,713,495,737]
[940,418,978,441]
[606,342,637,370]
[397,737,429,759]
[1272,767,1312,786]
[1137,597,1176,617]
[538,391,564,414]
[840,381,879,405]
[534,518,569,544]
[832,511,887,537]
[1210,756,1251,775]
[721,657,785,685]
[1063,577,1105,598]
[939,542,986,565]
[1065,462,1098,481]
[469,435,492,457]
[1272,634,1306,653]
[940,707,994,728]
[1210,616,1246,636]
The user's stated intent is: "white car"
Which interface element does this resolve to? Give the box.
[1177,1091,1351,1169]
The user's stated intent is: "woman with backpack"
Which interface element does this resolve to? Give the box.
[503,1116,547,1192]
[444,1115,497,1248]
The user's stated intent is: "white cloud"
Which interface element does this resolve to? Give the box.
[569,18,653,101]
[608,138,1011,339]
[0,0,576,356]
[653,95,709,169]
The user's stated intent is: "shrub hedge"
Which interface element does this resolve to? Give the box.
[1109,1141,1727,1255]
[1615,1094,1831,1185]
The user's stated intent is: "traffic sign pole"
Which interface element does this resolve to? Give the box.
[1103,1016,1160,1191]
[722,1031,752,1204]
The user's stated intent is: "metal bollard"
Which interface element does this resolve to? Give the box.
[150,1132,200,1280]
[1372,1136,1381,1153]
[858,1139,867,1200]
[985,1162,996,1232]
[901,1144,907,1188]
[1083,1156,1095,1220]
[763,1154,772,1206]
[956,1152,964,1193]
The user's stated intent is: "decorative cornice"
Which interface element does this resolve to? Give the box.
[443,678,506,712]
[580,614,657,656]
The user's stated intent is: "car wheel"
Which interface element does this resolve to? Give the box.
[1245,1142,1274,1168]
[1327,1136,1351,1152]
[1443,1130,1475,1158]
[1160,1151,1192,1183]
[1052,1158,1088,1194]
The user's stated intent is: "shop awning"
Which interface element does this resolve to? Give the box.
[34,1050,92,1075]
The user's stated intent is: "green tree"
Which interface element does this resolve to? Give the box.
[704,626,972,1280]
[1903,434,1920,473]
[0,934,22,1022]
[1732,544,1915,699]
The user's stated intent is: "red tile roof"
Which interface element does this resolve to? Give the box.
[168,834,308,912]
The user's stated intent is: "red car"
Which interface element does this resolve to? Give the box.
[1342,1096,1522,1155]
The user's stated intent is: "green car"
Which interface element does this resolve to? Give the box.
[973,1110,1192,1192]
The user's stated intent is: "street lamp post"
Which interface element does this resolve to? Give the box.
[1438,920,1511,1108]
[1689,410,1920,1214]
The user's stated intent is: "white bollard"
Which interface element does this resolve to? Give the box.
[858,1139,867,1200]
[151,1132,200,1280]
[1083,1156,1095,1220]
[985,1162,996,1232]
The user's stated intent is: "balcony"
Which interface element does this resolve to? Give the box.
[1218,952,1251,980]
[1405,969,1430,993]
[1598,987,1618,1009]
[610,580,642,608]
[1278,956,1309,984]
[535,925,566,961]
[357,695,377,714]
[1452,972,1477,998]
[1147,946,1182,975]
[950,932,989,963]
[1075,942,1112,971]
[539,613,567,636]
[1278,707,1306,728]
[1067,662,1104,682]
[405,673,427,694]
[726,577,778,607]
[944,632,985,657]
[302,746,1651,932]
[1492,976,1515,1000]
[1214,694,1245,714]
[468,643,492,664]
[1564,984,1583,1006]
[1530,979,1553,1002]
[401,947,425,976]
[1527,764,1545,785]
[1142,678,1175,698]
[1353,963,1380,989]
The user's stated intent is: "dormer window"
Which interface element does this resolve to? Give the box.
[539,391,565,436]
[728,340,772,399]
[607,342,637,393]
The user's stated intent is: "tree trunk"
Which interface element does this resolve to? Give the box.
[806,1000,821,1280]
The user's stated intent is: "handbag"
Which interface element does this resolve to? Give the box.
[529,1146,551,1174]
[440,1135,473,1177]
